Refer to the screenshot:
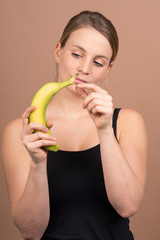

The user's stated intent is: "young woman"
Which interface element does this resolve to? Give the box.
[2,11,147,240]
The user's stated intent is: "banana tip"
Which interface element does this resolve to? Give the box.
[71,73,78,83]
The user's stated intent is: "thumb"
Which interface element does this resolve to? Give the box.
[46,121,53,129]
[76,85,88,99]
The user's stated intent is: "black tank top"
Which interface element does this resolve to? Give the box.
[42,108,134,240]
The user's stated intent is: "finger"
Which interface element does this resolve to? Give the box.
[23,122,49,136]
[83,92,111,109]
[22,106,35,126]
[92,105,113,115]
[26,139,57,151]
[75,85,88,99]
[46,121,53,129]
[28,122,49,133]
[87,99,113,113]
[77,83,108,94]
[25,131,56,143]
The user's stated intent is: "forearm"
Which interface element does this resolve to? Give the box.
[97,127,143,218]
[12,160,49,240]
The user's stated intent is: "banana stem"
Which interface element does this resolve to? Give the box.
[59,74,77,89]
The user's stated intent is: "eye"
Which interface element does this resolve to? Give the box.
[93,60,103,67]
[72,53,82,58]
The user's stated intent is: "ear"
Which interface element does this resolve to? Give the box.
[107,61,114,73]
[102,61,114,82]
[54,42,61,63]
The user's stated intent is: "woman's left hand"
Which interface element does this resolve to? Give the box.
[76,83,113,130]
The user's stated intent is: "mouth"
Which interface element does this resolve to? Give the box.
[74,77,87,84]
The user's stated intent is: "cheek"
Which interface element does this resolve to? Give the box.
[59,53,76,72]
[57,54,79,82]
[93,68,109,83]
[57,57,70,75]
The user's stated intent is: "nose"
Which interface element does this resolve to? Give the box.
[78,57,91,75]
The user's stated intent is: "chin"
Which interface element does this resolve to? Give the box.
[67,84,78,94]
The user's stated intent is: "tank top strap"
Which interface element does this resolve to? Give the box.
[112,108,121,141]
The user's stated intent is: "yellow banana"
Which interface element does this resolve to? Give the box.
[29,74,77,152]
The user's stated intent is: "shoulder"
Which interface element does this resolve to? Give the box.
[2,116,31,184]
[4,117,22,129]
[118,108,145,125]
[117,108,147,144]
[1,117,24,162]
[2,117,23,141]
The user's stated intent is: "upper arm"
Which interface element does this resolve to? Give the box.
[118,109,148,188]
[1,118,31,215]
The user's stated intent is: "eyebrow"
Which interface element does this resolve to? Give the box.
[72,45,110,61]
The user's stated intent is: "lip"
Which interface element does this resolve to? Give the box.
[74,77,87,84]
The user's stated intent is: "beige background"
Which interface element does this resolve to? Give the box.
[0,0,160,239]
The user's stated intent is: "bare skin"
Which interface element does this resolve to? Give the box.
[1,27,147,240]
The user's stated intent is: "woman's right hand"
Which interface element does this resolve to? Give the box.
[21,106,57,163]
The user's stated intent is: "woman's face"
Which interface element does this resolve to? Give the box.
[54,27,113,91]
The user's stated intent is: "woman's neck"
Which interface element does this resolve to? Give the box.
[46,86,88,119]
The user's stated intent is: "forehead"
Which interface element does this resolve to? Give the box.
[65,27,112,58]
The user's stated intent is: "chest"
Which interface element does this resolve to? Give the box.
[49,116,99,151]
